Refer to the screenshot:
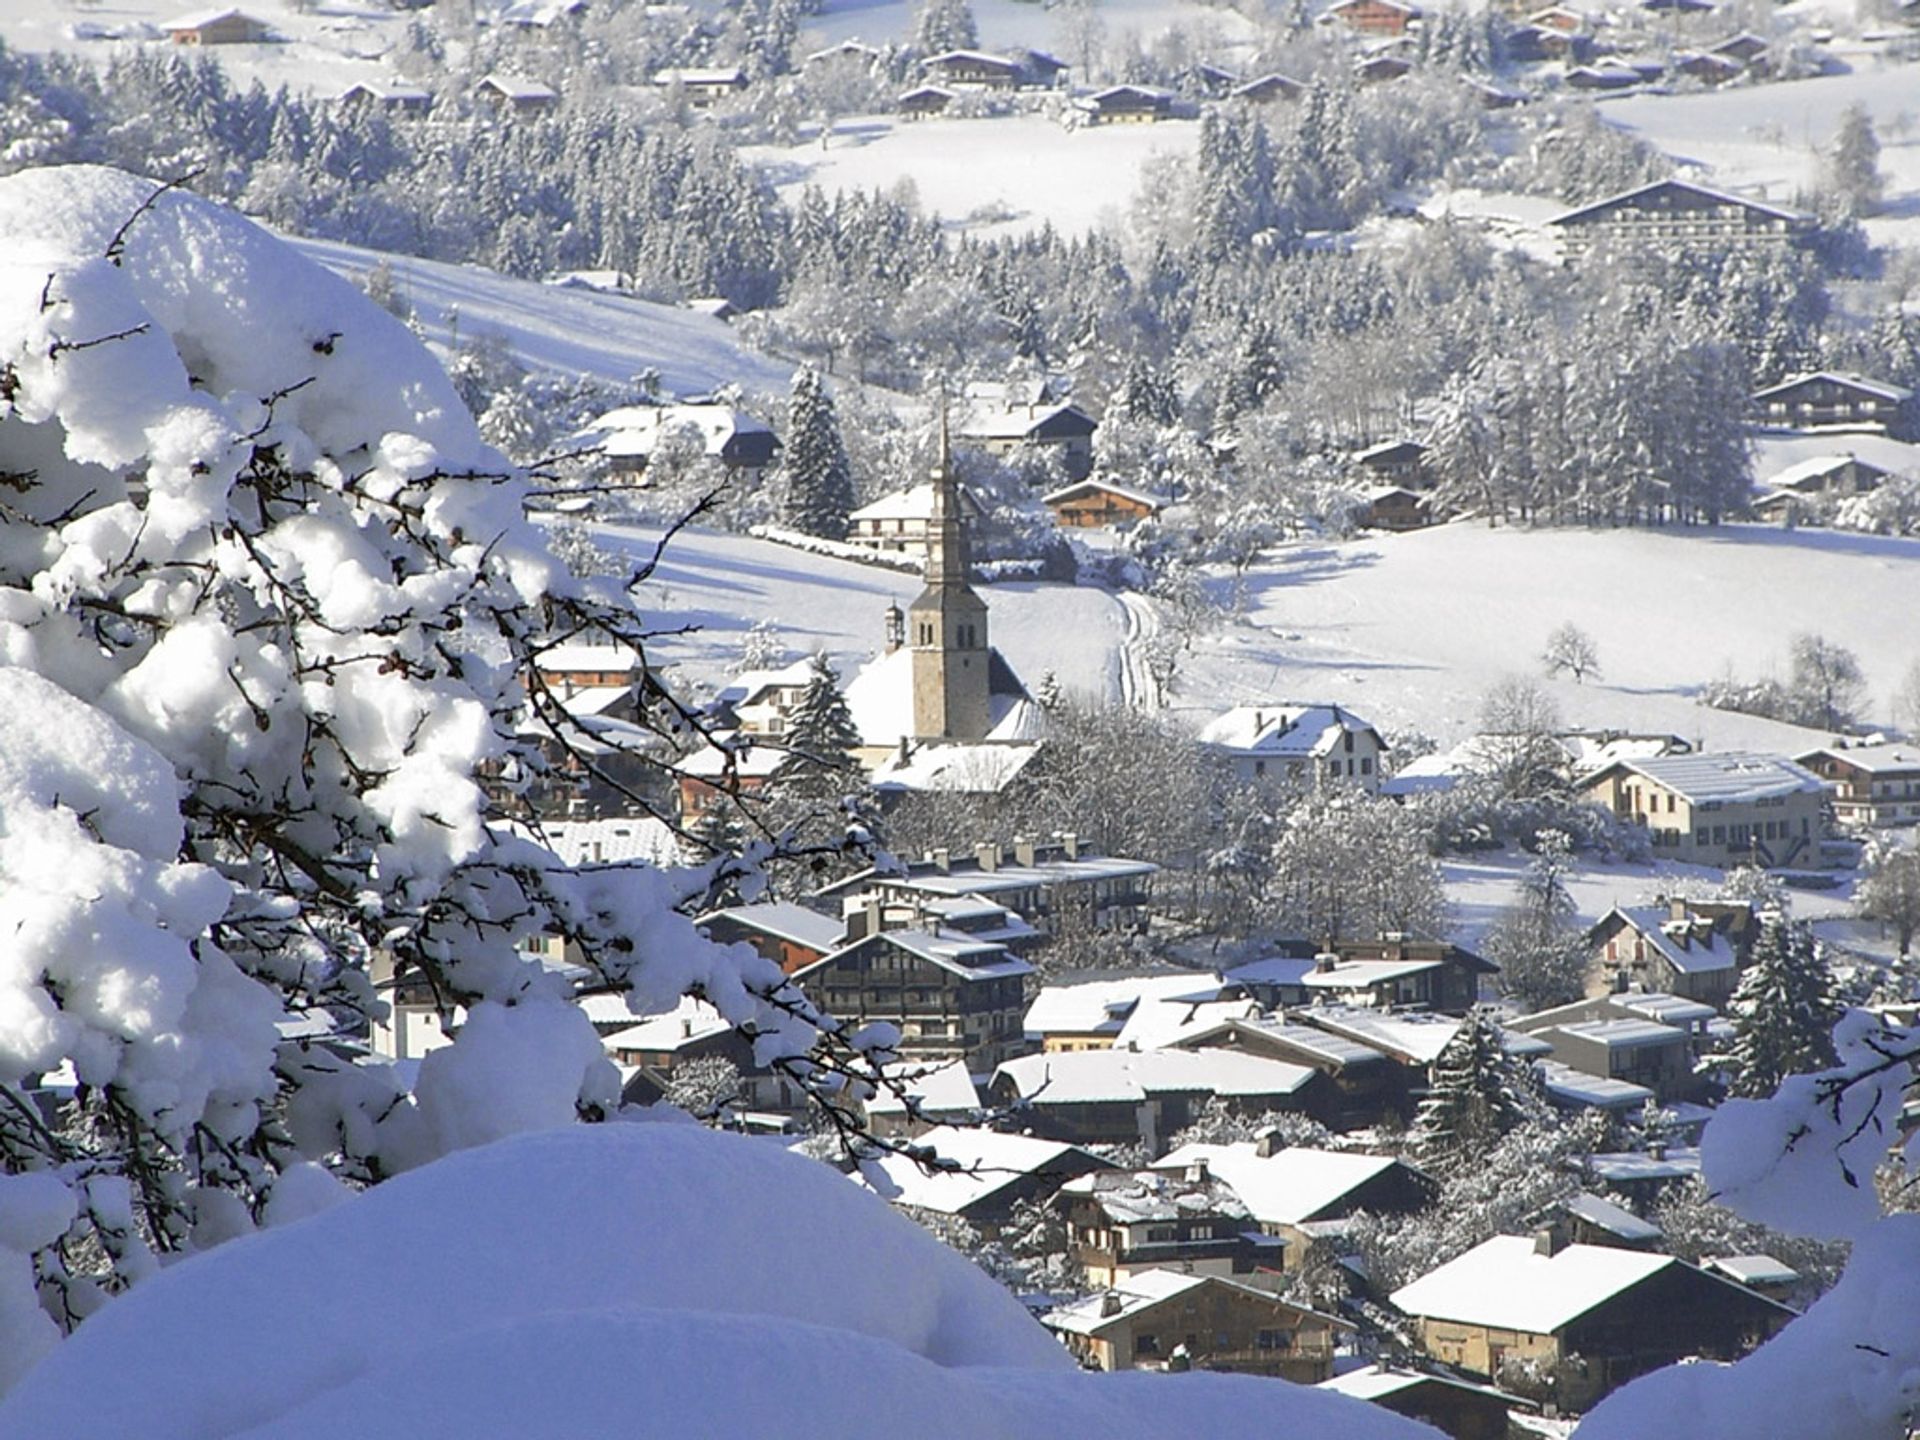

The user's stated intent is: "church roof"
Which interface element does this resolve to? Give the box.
[844,647,1032,749]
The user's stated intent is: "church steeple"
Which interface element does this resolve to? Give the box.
[908,400,991,742]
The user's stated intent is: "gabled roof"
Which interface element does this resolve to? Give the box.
[1596,905,1740,976]
[1024,974,1228,1040]
[1705,1254,1797,1286]
[338,80,433,102]
[1294,1007,1464,1066]
[1764,453,1889,492]
[854,1124,1099,1214]
[1231,72,1305,99]
[714,658,815,709]
[584,403,777,461]
[1392,1237,1676,1333]
[993,1047,1317,1105]
[701,900,845,953]
[476,73,558,101]
[921,49,1023,70]
[1587,1146,1702,1185]
[1041,478,1167,510]
[805,927,1034,982]
[1751,371,1913,404]
[870,740,1044,793]
[1549,177,1810,229]
[602,996,732,1054]
[654,66,749,87]
[534,816,679,867]
[844,646,1035,751]
[162,7,266,29]
[864,1059,982,1117]
[1585,751,1825,805]
[1562,1191,1664,1243]
[1046,1270,1343,1338]
[958,400,1098,443]
[536,640,642,675]
[1319,1365,1522,1405]
[897,84,957,104]
[1795,742,1920,776]
[1552,1017,1689,1050]
[1198,703,1381,758]
[1156,1142,1415,1225]
[849,481,985,524]
[1113,994,1262,1051]
[679,738,787,781]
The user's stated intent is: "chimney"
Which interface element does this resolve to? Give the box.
[898,735,911,766]
[928,847,951,874]
[1014,835,1036,867]
[1255,1126,1283,1159]
[681,1018,694,1039]
[1100,1291,1123,1317]
[842,899,871,942]
[975,842,999,872]
[1060,831,1079,859]
[1314,952,1339,975]
[884,601,905,654]
[1533,1224,1567,1258]
[1668,896,1689,923]
[1648,1140,1668,1161]
[1186,1158,1210,1185]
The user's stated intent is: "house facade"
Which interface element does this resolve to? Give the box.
[1058,1166,1276,1289]
[1328,0,1424,34]
[1046,1271,1348,1381]
[164,8,272,43]
[822,836,1158,936]
[1198,703,1388,791]
[1550,179,1813,260]
[847,482,986,559]
[1751,372,1912,433]
[1298,936,1497,1014]
[1042,478,1165,527]
[1794,743,1920,828]
[957,400,1098,478]
[1584,900,1754,1008]
[1579,752,1827,867]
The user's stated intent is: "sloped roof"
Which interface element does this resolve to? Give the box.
[844,646,1034,751]
[921,49,1022,69]
[1041,478,1166,509]
[870,740,1044,793]
[1795,742,1920,776]
[1603,906,1739,976]
[1751,371,1913,404]
[602,996,732,1054]
[849,482,985,524]
[1391,1236,1675,1333]
[1540,1060,1654,1110]
[1589,751,1825,805]
[1295,1008,1463,1066]
[808,927,1034,982]
[1319,1366,1519,1404]
[1114,994,1263,1051]
[1156,1142,1411,1225]
[1198,703,1380,757]
[476,74,558,101]
[535,816,679,867]
[854,1124,1095,1214]
[162,7,265,29]
[1562,1192,1664,1243]
[1047,1270,1345,1339]
[583,403,775,460]
[1024,975,1227,1039]
[702,900,845,953]
[1549,177,1810,229]
[714,659,814,709]
[993,1048,1316,1105]
[864,1059,982,1118]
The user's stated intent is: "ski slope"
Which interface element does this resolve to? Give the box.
[287,235,795,398]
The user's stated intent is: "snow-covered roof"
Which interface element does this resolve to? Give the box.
[476,74,559,101]
[1539,1060,1655,1111]
[898,84,958,103]
[1605,906,1739,976]
[1040,479,1167,510]
[1024,974,1226,1039]
[714,659,814,708]
[1391,1236,1676,1333]
[1590,751,1825,805]
[864,1059,982,1118]
[1058,1166,1251,1225]
[1296,1008,1462,1066]
[853,1124,1093,1214]
[844,647,1036,751]
[1705,1254,1797,1287]
[1156,1142,1410,1226]
[1212,1016,1388,1068]
[871,741,1044,793]
[1301,957,1442,990]
[805,39,881,62]
[535,816,679,867]
[338,80,433,102]
[993,1048,1317,1105]
[921,48,1023,68]
[703,900,845,953]
[1587,1146,1702,1184]
[1612,992,1717,1027]
[1198,703,1379,758]
[1221,956,1319,991]
[956,400,1095,443]
[1751,371,1913,404]
[1763,453,1883,492]
[1046,1270,1341,1339]
[654,66,748,86]
[808,927,1034,982]
[1549,177,1810,228]
[1795,742,1920,776]
[1318,1365,1516,1404]
[582,403,774,460]
[1561,1192,1664,1243]
[849,481,985,524]
[602,996,732,1054]
[161,6,265,29]
[1114,994,1263,1051]
[535,640,642,675]
[1553,1018,1688,1050]
[679,739,787,781]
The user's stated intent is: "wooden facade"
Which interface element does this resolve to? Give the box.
[1042,479,1163,528]
[1328,0,1423,34]
[1551,179,1812,260]
[793,930,1030,1071]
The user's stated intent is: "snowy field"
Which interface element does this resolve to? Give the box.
[1169,521,1920,751]
[286,235,795,398]
[746,114,1201,239]
[805,0,1261,58]
[600,522,1126,703]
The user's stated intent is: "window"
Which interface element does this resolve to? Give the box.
[1256,1329,1291,1351]
[1146,1225,1177,1243]
[1361,757,1373,775]
[1712,825,1726,843]
[1189,1224,1215,1240]
[1135,1334,1160,1357]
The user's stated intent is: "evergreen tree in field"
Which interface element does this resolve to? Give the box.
[911,0,977,53]
[781,654,863,800]
[782,367,856,540]
[1410,1008,1543,1178]
[1821,103,1883,218]
[1719,915,1841,1099]
[1485,830,1590,1014]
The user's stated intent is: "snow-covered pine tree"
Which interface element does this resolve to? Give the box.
[910,0,977,53]
[1409,1008,1543,1178]
[781,365,856,540]
[1486,829,1590,1014]
[1821,102,1883,218]
[1718,915,1842,1099]
[780,653,863,800]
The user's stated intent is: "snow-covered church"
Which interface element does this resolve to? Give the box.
[845,428,1045,787]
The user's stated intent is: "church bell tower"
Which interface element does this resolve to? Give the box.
[908,410,991,741]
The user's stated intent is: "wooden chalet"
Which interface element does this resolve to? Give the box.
[1327,0,1423,35]
[1392,1233,1793,1412]
[855,1124,1111,1228]
[1058,1165,1282,1290]
[1750,372,1912,433]
[700,901,845,975]
[1231,71,1307,103]
[1076,84,1175,123]
[1359,484,1432,530]
[1298,935,1497,1014]
[920,49,1025,88]
[958,399,1099,477]
[1355,53,1414,83]
[897,84,956,118]
[1319,1367,1529,1440]
[653,67,750,107]
[1353,437,1430,484]
[1047,1271,1349,1380]
[1793,742,1920,828]
[1041,477,1165,527]
[1711,30,1770,68]
[474,74,559,113]
[162,7,272,43]
[1549,178,1812,259]
[336,81,432,114]
[1674,49,1743,83]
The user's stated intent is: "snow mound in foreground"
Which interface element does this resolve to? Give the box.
[0,1124,1434,1439]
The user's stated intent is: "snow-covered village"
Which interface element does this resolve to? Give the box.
[2,0,1920,1430]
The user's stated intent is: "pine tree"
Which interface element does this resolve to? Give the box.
[911,0,977,53]
[1486,830,1589,1014]
[1410,1008,1543,1178]
[1822,103,1883,218]
[780,653,863,800]
[781,366,856,540]
[1719,916,1841,1099]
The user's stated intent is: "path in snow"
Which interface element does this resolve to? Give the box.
[1115,589,1163,709]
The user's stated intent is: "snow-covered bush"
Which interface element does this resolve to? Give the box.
[0,166,874,1359]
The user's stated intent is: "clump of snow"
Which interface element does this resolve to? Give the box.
[0,1125,1434,1439]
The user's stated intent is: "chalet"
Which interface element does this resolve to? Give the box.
[1023,974,1232,1053]
[920,49,1025,88]
[474,74,560,113]
[1199,703,1388,791]
[1193,62,1241,96]
[1231,72,1307,103]
[1703,1254,1799,1298]
[854,1124,1109,1227]
[1327,0,1423,35]
[1353,437,1430,485]
[1043,478,1165,528]
[861,1059,982,1137]
[336,81,432,114]
[796,925,1032,1070]
[601,996,762,1105]
[897,84,956,119]
[1512,1000,1703,1102]
[868,739,1044,796]
[583,403,780,477]
[1552,1192,1666,1251]
[1750,372,1913,434]
[1166,1012,1411,1127]
[1020,49,1069,86]
[530,815,679,871]
[1579,751,1827,867]
[1563,61,1644,89]
[162,8,272,44]
[1392,1233,1792,1411]
[1359,484,1432,530]
[1298,936,1497,1014]
[1046,1271,1349,1380]
[1155,1140,1434,1270]
[1527,5,1587,30]
[1356,53,1414,83]
[1057,1165,1275,1288]
[699,900,845,975]
[989,1048,1320,1150]
[1218,953,1319,1010]
[1757,452,1890,510]
[675,739,785,822]
[957,399,1099,478]
[1711,31,1771,68]
[653,67,750,107]
[804,39,880,66]
[1674,49,1744,83]
[1467,79,1526,108]
[1794,742,1920,828]
[533,640,643,695]
[1587,1144,1703,1199]
[843,890,1041,954]
[1319,1366,1527,1440]
[710,658,815,737]
[1586,899,1755,1008]
[1549,178,1812,260]
[1075,85,1174,124]
[847,481,986,559]
[820,837,1158,935]
[1642,0,1716,11]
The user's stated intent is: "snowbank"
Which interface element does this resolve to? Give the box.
[0,1124,1437,1439]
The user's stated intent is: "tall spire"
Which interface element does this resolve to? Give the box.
[924,395,967,588]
